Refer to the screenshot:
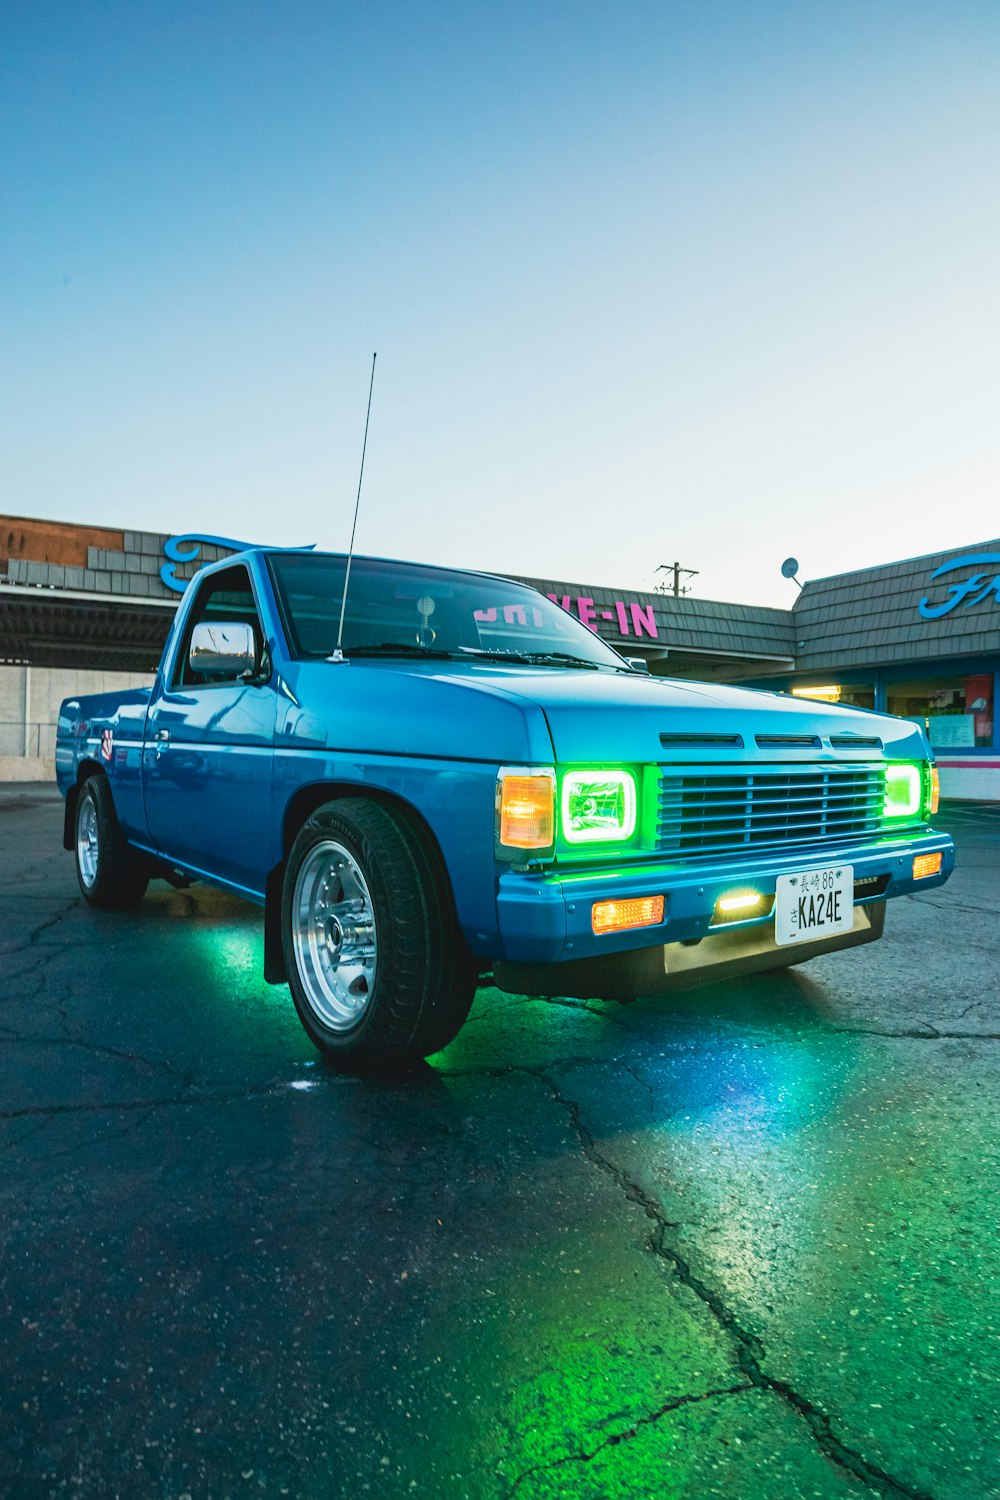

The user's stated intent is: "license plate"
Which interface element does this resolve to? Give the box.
[774,865,854,946]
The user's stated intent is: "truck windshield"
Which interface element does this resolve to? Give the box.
[268,554,629,670]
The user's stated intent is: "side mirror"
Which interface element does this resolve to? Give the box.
[625,656,650,674]
[188,621,258,678]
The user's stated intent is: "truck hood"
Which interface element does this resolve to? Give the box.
[445,665,927,763]
[287,660,927,765]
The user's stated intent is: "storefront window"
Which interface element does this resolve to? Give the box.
[791,684,875,709]
[887,675,995,749]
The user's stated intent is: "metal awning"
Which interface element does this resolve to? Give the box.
[0,584,175,672]
[624,640,794,681]
[0,580,796,682]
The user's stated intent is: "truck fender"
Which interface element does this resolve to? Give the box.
[263,785,463,987]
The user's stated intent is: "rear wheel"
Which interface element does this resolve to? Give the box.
[75,775,149,909]
[281,798,476,1070]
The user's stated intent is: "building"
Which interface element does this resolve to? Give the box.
[1,514,997,799]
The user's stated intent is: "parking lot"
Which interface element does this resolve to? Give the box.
[1,786,998,1499]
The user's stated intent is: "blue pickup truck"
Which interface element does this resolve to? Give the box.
[56,549,954,1068]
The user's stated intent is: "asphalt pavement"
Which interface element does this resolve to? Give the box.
[1,786,998,1500]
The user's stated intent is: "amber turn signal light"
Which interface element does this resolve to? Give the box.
[498,773,555,849]
[912,852,943,880]
[592,895,665,935]
[929,766,940,816]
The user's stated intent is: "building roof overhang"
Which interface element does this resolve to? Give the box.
[0,583,173,672]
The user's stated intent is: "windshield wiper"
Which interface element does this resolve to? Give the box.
[330,642,470,661]
[328,643,614,670]
[464,648,606,670]
[511,650,605,669]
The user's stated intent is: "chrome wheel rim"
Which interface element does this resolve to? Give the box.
[77,794,99,889]
[291,839,378,1031]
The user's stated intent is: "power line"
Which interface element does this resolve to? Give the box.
[654,561,699,598]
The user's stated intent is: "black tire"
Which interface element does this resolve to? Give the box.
[281,798,476,1070]
[74,774,150,909]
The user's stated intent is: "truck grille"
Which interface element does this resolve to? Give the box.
[655,763,894,863]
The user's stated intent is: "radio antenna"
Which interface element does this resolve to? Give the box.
[330,351,377,663]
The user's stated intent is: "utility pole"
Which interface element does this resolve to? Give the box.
[654,562,699,598]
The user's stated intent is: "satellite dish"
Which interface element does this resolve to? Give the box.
[781,557,800,580]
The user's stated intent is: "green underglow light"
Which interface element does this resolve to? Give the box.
[884,763,922,819]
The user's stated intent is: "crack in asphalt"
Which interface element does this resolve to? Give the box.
[0,956,82,1048]
[1,901,78,974]
[0,1031,196,1085]
[515,994,641,1032]
[495,1064,936,1500]
[0,954,63,989]
[23,1100,175,1170]
[618,1057,657,1114]
[501,993,1000,1049]
[0,1113,57,1155]
[830,1023,1000,1043]
[0,1080,296,1124]
[911,896,1000,917]
[508,1381,752,1492]
[437,1056,610,1084]
[1,899,79,957]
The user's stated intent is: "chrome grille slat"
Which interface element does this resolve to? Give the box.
[657,789,884,812]
[657,788,885,808]
[658,808,883,831]
[658,770,879,785]
[659,785,880,798]
[654,762,908,862]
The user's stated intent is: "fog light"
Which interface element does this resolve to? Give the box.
[592,895,664,935]
[713,889,773,926]
[717,890,763,914]
[913,852,942,880]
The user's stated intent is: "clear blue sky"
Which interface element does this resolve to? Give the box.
[3,1,999,605]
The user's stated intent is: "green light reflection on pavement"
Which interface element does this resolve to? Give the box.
[423,1007,862,1493]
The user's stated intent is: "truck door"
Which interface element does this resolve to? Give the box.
[142,562,277,895]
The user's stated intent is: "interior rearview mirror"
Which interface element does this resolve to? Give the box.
[188,621,258,678]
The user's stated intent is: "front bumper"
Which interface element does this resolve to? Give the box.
[493,825,954,968]
[496,896,886,999]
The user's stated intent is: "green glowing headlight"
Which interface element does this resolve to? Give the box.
[884,763,922,818]
[561,769,637,843]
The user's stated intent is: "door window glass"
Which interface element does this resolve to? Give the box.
[173,565,265,687]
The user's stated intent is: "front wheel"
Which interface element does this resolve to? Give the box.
[281,798,476,1070]
[75,775,149,909]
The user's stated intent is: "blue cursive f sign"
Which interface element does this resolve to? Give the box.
[917,553,1000,620]
[160,534,255,593]
[160,534,316,593]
